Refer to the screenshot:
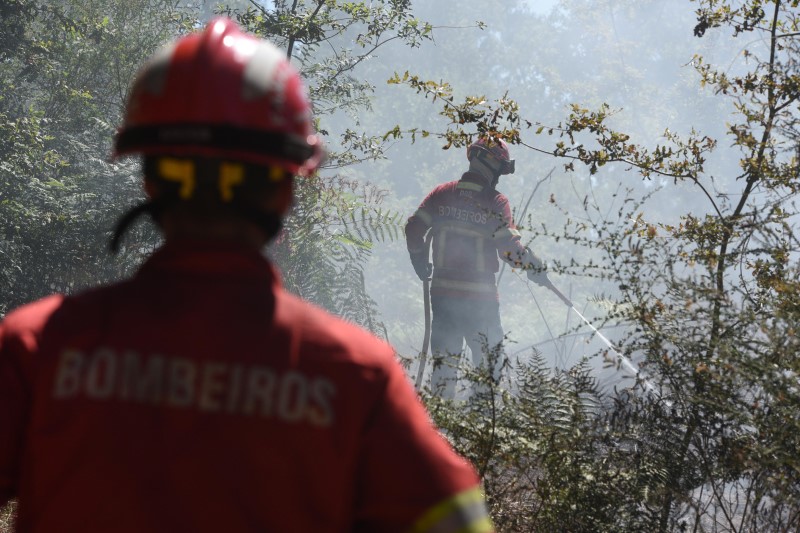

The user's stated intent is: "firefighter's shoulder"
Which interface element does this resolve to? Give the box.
[273,287,396,367]
[425,180,460,198]
[1,294,66,347]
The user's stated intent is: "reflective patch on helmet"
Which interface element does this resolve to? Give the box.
[269,166,285,182]
[219,162,244,202]
[158,157,196,199]
[242,41,287,101]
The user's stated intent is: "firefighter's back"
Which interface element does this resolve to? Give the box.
[4,242,482,532]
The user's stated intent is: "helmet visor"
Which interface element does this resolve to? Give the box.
[484,146,515,175]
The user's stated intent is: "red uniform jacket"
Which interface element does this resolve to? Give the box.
[0,242,491,533]
[405,172,533,300]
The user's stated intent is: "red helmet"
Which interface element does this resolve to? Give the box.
[113,18,323,176]
[466,137,515,175]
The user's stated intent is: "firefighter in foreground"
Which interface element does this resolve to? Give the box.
[406,138,549,399]
[0,18,493,533]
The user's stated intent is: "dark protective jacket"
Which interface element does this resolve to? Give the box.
[405,172,537,300]
[0,242,491,533]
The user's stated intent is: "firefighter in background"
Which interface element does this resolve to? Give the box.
[406,137,549,399]
[0,19,493,533]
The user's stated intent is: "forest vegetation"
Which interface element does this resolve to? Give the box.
[1,0,799,531]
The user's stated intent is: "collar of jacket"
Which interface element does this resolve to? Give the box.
[459,171,493,191]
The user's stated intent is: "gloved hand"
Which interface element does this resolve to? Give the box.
[527,267,549,287]
[410,251,432,281]
[525,248,549,287]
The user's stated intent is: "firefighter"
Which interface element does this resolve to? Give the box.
[405,137,549,399]
[0,18,493,533]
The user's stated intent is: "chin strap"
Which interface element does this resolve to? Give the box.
[110,200,168,253]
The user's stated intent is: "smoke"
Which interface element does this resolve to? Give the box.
[323,0,749,388]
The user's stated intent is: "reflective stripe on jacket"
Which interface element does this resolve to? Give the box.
[410,487,494,533]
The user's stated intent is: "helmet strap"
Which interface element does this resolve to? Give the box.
[109,198,284,253]
[109,198,171,253]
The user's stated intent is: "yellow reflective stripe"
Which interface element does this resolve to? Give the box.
[409,487,493,533]
[476,235,485,272]
[456,181,483,192]
[435,228,447,267]
[460,517,494,533]
[431,278,496,294]
[158,158,196,199]
[268,166,285,182]
[415,208,434,227]
[218,162,244,202]
[439,223,486,239]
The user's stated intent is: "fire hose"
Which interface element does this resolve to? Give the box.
[539,277,658,395]
[415,232,433,390]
